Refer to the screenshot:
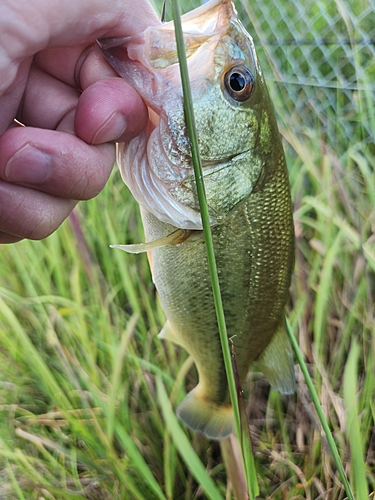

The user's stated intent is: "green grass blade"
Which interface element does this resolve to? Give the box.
[5,460,26,500]
[286,319,355,500]
[343,341,368,500]
[156,378,224,500]
[170,1,259,497]
[313,229,344,355]
[170,0,239,433]
[240,405,258,499]
[106,312,139,443]
[0,296,70,409]
[114,423,167,500]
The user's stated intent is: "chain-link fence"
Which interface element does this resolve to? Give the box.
[160,0,375,155]
[240,0,375,154]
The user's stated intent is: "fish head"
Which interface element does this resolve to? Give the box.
[99,0,276,229]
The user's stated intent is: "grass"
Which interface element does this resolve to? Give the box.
[1,0,375,498]
[0,144,374,499]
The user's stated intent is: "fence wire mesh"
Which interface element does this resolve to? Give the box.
[239,0,375,153]
[159,0,375,154]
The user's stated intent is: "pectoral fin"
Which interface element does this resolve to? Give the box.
[110,229,191,254]
[257,319,295,395]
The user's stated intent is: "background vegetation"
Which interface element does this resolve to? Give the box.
[0,0,374,498]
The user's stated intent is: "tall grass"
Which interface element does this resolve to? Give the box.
[0,144,374,499]
[0,0,374,498]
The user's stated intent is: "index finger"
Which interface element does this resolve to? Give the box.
[33,0,161,89]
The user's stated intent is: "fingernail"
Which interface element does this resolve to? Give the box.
[5,145,52,184]
[92,112,127,144]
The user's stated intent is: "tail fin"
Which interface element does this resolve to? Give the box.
[176,386,234,440]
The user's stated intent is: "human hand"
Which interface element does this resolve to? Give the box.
[0,0,159,243]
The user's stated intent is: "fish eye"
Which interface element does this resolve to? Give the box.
[223,65,254,101]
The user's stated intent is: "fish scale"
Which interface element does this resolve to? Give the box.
[99,0,296,439]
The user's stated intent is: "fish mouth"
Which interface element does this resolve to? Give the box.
[97,0,234,94]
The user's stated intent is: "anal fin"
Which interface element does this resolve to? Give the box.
[257,318,295,395]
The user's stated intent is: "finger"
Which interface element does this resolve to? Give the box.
[18,64,148,143]
[0,127,115,200]
[0,231,23,244]
[0,57,32,134]
[75,77,149,144]
[4,0,160,62]
[18,63,80,130]
[0,180,76,240]
[33,43,117,89]
[31,3,161,90]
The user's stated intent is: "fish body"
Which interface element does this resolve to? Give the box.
[99,0,295,439]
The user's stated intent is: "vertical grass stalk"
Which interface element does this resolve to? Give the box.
[171,1,258,497]
[286,319,355,500]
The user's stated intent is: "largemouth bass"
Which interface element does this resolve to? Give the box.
[99,0,295,440]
